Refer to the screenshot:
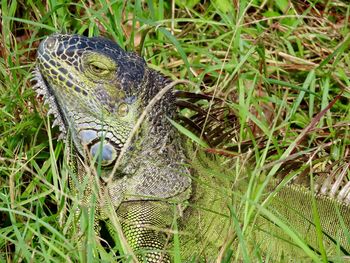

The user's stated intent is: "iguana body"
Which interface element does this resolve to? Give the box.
[32,33,350,261]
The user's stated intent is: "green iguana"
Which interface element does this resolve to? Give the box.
[32,33,350,261]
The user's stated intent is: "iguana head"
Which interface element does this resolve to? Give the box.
[33,34,158,167]
[32,33,191,203]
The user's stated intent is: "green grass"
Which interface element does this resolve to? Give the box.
[1,0,350,262]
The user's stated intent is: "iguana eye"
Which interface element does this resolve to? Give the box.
[89,61,109,75]
[117,103,129,117]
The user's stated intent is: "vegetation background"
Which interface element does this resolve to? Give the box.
[1,0,350,262]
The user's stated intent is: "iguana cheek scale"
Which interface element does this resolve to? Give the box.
[32,33,192,262]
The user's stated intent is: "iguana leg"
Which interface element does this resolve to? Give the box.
[107,201,174,262]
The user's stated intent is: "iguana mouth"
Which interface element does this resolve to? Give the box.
[31,66,67,140]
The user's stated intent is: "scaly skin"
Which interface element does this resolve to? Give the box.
[32,33,191,262]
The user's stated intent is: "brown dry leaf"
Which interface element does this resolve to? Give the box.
[122,13,142,48]
[249,88,275,138]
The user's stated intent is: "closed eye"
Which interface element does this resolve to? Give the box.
[89,62,109,74]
